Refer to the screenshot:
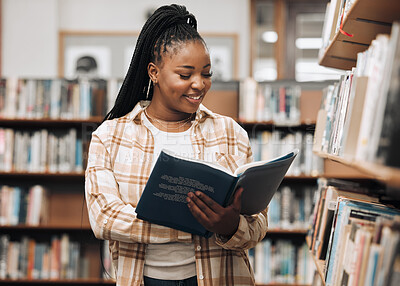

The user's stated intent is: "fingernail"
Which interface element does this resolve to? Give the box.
[188,192,194,198]
[196,191,201,196]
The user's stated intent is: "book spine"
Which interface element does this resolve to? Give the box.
[0,235,10,279]
[253,240,313,284]
[223,176,241,207]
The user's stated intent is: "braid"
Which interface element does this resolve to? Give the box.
[103,4,204,121]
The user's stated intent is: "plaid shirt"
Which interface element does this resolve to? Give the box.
[85,103,268,286]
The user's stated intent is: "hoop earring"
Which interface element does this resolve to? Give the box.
[146,79,152,100]
[140,79,152,108]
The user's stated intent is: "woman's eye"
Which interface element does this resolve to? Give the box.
[179,74,191,79]
[203,72,213,78]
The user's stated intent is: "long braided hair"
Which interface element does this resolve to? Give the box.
[104,4,205,121]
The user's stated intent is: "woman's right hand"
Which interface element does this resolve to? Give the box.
[186,187,244,237]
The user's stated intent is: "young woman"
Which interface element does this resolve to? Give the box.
[85,4,268,286]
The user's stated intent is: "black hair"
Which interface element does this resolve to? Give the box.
[103,4,205,121]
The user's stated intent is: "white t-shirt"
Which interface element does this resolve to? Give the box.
[142,114,196,280]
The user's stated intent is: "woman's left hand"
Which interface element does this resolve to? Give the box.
[186,187,244,237]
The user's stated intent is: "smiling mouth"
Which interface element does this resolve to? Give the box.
[184,93,204,100]
[186,95,202,100]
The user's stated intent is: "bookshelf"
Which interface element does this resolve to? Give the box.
[0,161,115,283]
[0,279,115,285]
[0,78,333,285]
[0,77,111,284]
[238,80,334,285]
[311,0,400,285]
[306,237,326,286]
[268,229,308,235]
[0,119,108,284]
[0,172,85,180]
[319,0,400,70]
[0,118,103,127]
[257,284,310,286]
[316,151,400,188]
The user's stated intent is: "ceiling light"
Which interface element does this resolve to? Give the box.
[295,38,322,49]
[262,31,278,43]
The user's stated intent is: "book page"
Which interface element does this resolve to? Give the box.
[234,148,299,176]
[153,174,216,204]
[161,149,233,175]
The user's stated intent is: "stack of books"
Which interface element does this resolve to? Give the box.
[308,178,400,286]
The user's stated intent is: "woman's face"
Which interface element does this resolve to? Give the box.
[149,40,212,117]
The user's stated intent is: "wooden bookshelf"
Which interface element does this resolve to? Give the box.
[240,120,316,127]
[0,279,115,285]
[0,111,107,282]
[316,151,400,188]
[0,79,327,285]
[0,225,92,232]
[267,228,308,235]
[305,237,325,285]
[0,117,103,127]
[257,284,310,286]
[0,172,85,180]
[319,0,400,70]
[310,257,326,286]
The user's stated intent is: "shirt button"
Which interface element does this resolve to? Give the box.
[103,219,108,224]
[196,246,201,251]
[196,150,201,154]
[199,275,204,280]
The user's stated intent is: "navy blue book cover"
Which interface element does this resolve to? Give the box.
[136,149,298,237]
[135,151,238,237]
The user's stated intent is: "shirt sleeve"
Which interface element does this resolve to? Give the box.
[85,122,192,244]
[214,124,269,250]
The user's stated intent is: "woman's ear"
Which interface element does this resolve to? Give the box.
[147,62,158,84]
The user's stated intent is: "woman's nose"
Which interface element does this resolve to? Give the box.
[191,75,205,90]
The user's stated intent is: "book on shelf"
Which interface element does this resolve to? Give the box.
[340,76,368,158]
[313,85,333,153]
[324,196,400,286]
[330,70,354,156]
[253,239,314,284]
[268,185,315,230]
[308,178,382,259]
[0,185,49,226]
[333,218,400,286]
[238,79,301,125]
[314,22,400,165]
[371,22,400,168]
[318,0,344,58]
[250,130,324,176]
[273,85,301,125]
[0,127,85,173]
[0,128,14,172]
[322,82,340,154]
[355,34,391,161]
[0,79,6,119]
[135,148,298,237]
[338,222,374,286]
[335,0,354,37]
[0,78,109,120]
[239,77,258,122]
[319,1,332,58]
[313,186,338,260]
[320,71,355,156]
[379,221,400,286]
[0,233,89,280]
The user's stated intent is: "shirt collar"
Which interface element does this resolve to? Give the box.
[127,101,217,125]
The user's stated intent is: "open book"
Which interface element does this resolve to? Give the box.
[135,148,299,237]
